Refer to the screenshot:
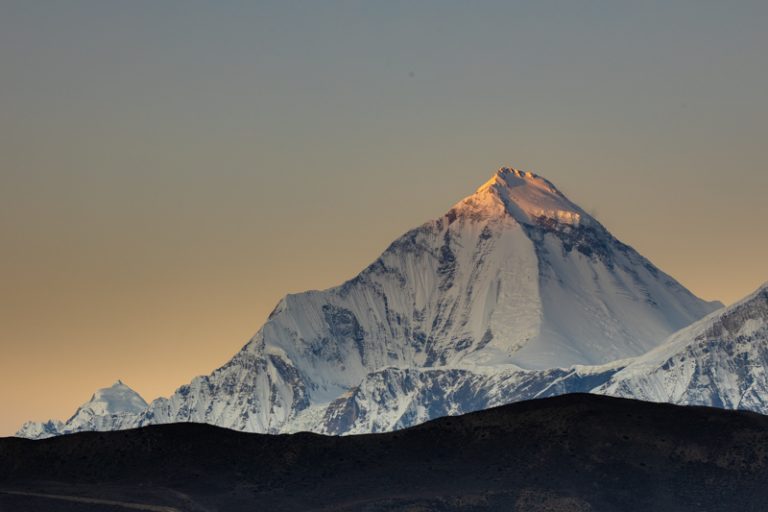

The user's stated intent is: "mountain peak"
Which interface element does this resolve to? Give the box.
[16,381,148,439]
[492,166,556,189]
[85,381,148,416]
[454,167,588,227]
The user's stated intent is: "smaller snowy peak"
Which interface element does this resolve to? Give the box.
[453,167,589,227]
[82,380,148,416]
[15,380,148,439]
[15,419,64,440]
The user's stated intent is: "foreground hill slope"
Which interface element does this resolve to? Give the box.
[3,394,768,512]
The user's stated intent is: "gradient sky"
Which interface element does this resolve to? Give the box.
[2,1,767,435]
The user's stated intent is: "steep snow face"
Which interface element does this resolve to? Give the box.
[597,283,768,411]
[16,381,147,439]
[16,167,722,438]
[136,351,310,434]
[450,168,721,368]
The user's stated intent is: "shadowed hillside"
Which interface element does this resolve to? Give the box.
[3,394,768,511]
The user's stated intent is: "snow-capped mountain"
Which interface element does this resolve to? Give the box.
[597,282,768,410]
[16,380,147,439]
[17,168,722,438]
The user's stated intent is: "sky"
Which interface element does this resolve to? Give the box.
[1,1,767,436]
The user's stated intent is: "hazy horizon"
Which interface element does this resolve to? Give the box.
[2,1,767,435]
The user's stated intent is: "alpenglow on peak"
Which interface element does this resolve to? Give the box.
[453,167,588,227]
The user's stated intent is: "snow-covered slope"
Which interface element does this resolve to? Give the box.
[317,363,623,435]
[597,283,768,410]
[16,381,147,439]
[14,419,64,440]
[16,168,721,438]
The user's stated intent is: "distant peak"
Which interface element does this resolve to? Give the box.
[86,380,148,415]
[452,166,588,227]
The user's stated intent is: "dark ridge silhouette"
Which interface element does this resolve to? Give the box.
[3,393,768,511]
